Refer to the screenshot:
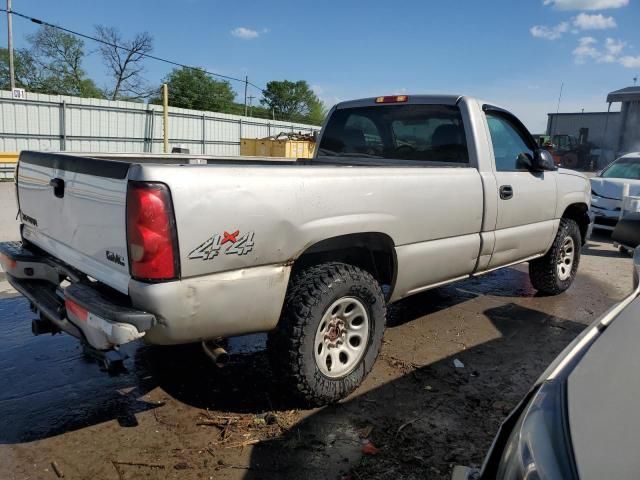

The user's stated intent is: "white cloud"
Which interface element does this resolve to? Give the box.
[573,13,617,29]
[530,22,569,40]
[605,37,626,55]
[572,36,639,67]
[573,36,600,63]
[544,0,629,10]
[231,27,260,40]
[619,56,640,68]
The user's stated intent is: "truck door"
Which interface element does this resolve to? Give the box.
[484,109,557,269]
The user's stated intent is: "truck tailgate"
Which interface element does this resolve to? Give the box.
[17,152,131,293]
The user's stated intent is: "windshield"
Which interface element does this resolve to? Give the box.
[318,104,468,163]
[601,157,640,180]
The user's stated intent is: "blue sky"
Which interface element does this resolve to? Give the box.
[3,0,639,132]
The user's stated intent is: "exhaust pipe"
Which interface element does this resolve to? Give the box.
[202,340,229,367]
[31,318,57,336]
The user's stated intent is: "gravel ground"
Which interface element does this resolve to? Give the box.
[0,178,632,480]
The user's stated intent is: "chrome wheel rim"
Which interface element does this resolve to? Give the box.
[557,236,575,281]
[314,297,370,378]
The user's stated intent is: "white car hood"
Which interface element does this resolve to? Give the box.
[590,177,640,200]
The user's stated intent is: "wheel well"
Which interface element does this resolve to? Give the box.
[562,203,590,244]
[292,233,397,293]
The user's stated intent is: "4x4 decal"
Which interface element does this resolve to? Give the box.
[188,230,255,261]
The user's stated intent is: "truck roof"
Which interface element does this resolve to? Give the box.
[334,94,463,109]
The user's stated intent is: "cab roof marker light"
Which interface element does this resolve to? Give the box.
[375,95,409,104]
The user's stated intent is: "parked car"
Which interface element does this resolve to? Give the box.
[590,152,640,231]
[453,245,640,480]
[613,211,640,253]
[0,95,591,405]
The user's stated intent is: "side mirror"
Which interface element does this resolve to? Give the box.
[531,149,557,171]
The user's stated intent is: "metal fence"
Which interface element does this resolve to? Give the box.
[0,90,320,156]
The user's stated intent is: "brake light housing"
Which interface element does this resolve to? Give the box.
[375,95,408,104]
[126,182,180,281]
[65,298,88,322]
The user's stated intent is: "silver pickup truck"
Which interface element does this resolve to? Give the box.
[0,95,591,405]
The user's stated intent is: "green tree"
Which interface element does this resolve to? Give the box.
[260,80,325,124]
[0,47,44,91]
[157,67,236,111]
[307,97,328,125]
[27,25,102,97]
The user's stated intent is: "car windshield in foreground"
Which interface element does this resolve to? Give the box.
[601,157,640,180]
[318,104,469,164]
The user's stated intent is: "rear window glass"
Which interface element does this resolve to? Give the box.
[318,104,468,164]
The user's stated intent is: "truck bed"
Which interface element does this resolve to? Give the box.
[16,150,484,301]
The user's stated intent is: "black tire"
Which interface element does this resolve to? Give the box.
[268,262,386,406]
[529,218,581,295]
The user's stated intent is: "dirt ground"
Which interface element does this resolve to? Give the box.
[0,232,633,480]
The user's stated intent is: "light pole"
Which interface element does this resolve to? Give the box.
[7,0,15,90]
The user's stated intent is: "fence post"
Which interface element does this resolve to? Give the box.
[59,100,67,151]
[202,114,206,154]
[144,107,152,152]
[162,83,169,153]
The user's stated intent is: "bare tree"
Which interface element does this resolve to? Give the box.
[95,26,153,100]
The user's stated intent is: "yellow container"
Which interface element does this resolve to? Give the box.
[255,140,272,157]
[270,140,315,159]
[0,152,19,163]
[240,139,256,156]
[240,138,315,158]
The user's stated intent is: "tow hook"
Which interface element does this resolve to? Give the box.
[202,340,229,367]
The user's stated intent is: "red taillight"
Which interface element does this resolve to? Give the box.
[126,182,179,281]
[375,95,408,104]
[0,252,17,270]
[65,298,88,322]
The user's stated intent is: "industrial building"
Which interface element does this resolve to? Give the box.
[546,86,640,168]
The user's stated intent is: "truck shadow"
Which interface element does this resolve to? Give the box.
[240,302,586,480]
[0,262,609,449]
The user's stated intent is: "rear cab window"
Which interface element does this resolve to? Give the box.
[318,104,469,165]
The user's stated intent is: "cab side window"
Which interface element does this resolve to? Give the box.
[486,112,534,171]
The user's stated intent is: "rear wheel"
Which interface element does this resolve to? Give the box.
[529,218,581,295]
[268,262,386,406]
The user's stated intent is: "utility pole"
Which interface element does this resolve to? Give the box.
[243,75,248,116]
[7,0,15,90]
[247,95,254,117]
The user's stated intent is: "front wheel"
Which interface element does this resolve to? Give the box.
[529,218,581,295]
[268,262,386,406]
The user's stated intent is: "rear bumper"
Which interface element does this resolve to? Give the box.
[1,241,292,347]
[0,241,154,351]
[591,205,619,231]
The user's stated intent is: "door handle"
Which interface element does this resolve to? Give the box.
[49,177,65,198]
[499,185,513,200]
